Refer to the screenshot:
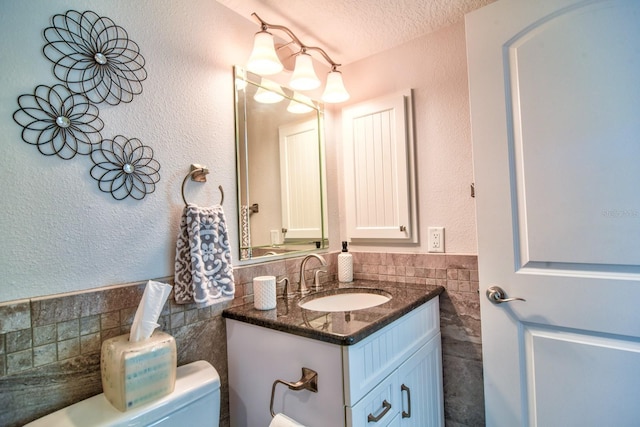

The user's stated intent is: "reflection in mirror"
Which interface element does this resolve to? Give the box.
[234,66,328,262]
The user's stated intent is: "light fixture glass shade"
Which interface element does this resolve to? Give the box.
[247,31,284,75]
[322,70,350,103]
[253,78,285,104]
[289,53,321,91]
[287,92,315,114]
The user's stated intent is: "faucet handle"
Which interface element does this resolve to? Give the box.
[313,269,327,291]
[278,277,295,299]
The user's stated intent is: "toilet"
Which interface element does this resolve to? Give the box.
[26,360,221,427]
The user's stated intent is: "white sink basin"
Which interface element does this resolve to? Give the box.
[299,288,392,312]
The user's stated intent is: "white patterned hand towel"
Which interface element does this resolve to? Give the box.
[240,204,251,259]
[269,413,306,427]
[174,204,235,307]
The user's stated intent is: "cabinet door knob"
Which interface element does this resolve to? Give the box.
[401,384,412,418]
[367,399,392,422]
[400,225,407,232]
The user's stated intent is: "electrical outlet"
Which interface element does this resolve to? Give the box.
[428,227,444,253]
[270,230,279,246]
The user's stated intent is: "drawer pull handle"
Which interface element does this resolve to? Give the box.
[401,384,412,418]
[367,400,392,422]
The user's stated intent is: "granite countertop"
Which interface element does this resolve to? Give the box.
[222,280,444,345]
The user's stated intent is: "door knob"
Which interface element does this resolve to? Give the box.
[486,286,526,304]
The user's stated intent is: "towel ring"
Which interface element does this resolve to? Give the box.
[269,367,318,417]
[181,164,224,206]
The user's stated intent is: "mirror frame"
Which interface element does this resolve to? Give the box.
[234,66,329,263]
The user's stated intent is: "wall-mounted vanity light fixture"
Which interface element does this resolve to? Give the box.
[287,92,314,114]
[246,13,350,103]
[253,78,285,104]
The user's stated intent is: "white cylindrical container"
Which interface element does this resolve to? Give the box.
[338,241,353,282]
[253,276,277,310]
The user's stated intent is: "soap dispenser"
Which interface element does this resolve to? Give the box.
[338,241,353,282]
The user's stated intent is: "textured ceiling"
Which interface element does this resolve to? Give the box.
[216,0,495,66]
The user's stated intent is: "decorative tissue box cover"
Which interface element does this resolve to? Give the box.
[101,331,177,412]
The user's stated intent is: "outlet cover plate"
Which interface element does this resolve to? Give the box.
[428,226,444,253]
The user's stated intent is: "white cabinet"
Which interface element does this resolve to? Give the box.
[396,335,444,426]
[344,298,443,427]
[346,335,443,427]
[387,415,402,427]
[342,90,418,242]
[226,298,443,427]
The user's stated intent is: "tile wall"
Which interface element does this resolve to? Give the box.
[0,252,483,427]
[350,252,484,427]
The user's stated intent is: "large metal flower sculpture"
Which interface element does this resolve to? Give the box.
[13,84,104,159]
[90,135,160,200]
[43,10,147,105]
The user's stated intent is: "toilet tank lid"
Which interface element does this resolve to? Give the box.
[25,360,220,426]
[177,360,221,391]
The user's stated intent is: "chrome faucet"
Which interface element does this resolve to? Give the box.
[298,254,327,295]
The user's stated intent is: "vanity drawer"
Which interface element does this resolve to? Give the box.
[342,298,440,405]
[346,370,399,427]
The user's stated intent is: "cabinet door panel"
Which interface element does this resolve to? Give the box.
[342,90,417,242]
[398,334,444,427]
[343,298,439,405]
[387,414,401,427]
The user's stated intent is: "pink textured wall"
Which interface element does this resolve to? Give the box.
[333,21,477,255]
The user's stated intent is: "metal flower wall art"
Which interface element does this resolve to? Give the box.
[90,136,160,200]
[43,10,147,105]
[12,9,159,201]
[13,84,104,159]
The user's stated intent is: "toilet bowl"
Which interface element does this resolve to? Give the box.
[25,360,220,427]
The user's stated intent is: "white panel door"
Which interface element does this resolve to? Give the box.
[279,119,324,240]
[466,0,640,425]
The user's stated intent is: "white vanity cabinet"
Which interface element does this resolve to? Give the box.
[344,298,443,427]
[346,336,443,426]
[226,297,443,427]
[347,334,443,427]
[396,334,444,426]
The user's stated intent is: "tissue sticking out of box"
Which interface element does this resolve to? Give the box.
[130,280,172,343]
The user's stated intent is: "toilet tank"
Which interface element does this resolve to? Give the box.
[26,360,221,427]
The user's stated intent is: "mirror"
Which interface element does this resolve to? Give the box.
[234,66,328,261]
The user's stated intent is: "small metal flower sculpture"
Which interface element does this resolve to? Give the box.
[90,135,160,200]
[43,10,147,105]
[13,84,104,159]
